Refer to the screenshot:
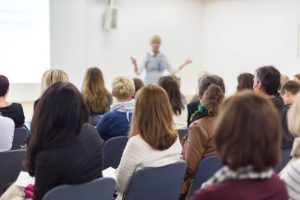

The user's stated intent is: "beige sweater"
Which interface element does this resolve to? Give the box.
[116,134,182,200]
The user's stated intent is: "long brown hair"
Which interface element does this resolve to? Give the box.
[129,84,177,150]
[158,76,184,116]
[82,67,110,114]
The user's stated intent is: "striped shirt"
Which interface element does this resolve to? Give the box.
[137,51,177,84]
[280,159,300,200]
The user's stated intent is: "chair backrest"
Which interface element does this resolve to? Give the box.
[42,177,116,200]
[274,148,292,173]
[177,128,188,141]
[0,149,26,191]
[124,161,186,200]
[11,127,29,150]
[189,156,222,196]
[103,136,128,169]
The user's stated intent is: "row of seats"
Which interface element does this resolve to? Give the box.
[5,130,291,199]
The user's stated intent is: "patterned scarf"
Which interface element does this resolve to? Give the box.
[190,105,208,123]
[202,166,274,189]
[110,100,135,122]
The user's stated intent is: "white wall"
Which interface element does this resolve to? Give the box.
[202,0,300,94]
[49,0,204,98]
[9,0,300,102]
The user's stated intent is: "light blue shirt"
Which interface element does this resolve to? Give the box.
[137,51,177,84]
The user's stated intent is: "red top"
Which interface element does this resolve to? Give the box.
[190,174,288,200]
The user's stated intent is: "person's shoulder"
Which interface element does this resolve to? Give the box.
[190,186,217,200]
[0,116,15,129]
[190,116,213,129]
[81,124,103,141]
[10,103,24,111]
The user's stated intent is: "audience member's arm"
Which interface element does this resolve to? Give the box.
[182,124,208,178]
[15,103,25,128]
[33,152,59,200]
[291,138,300,158]
[96,116,108,141]
[116,137,139,196]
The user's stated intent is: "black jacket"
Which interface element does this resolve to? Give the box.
[33,124,104,200]
[271,95,294,149]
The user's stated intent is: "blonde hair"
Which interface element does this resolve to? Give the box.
[82,67,110,114]
[129,84,177,150]
[41,69,69,95]
[112,76,135,99]
[288,93,300,136]
[150,35,161,44]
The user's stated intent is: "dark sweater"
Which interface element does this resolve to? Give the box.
[0,103,25,128]
[191,174,288,200]
[97,111,132,141]
[33,124,103,200]
[271,95,294,149]
[187,101,200,126]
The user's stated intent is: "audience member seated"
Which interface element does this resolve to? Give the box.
[191,91,288,200]
[253,66,294,149]
[293,74,300,84]
[281,80,300,109]
[280,93,300,200]
[181,75,225,195]
[132,78,144,98]
[159,76,187,128]
[34,69,69,109]
[116,84,182,200]
[82,67,112,126]
[97,76,135,141]
[236,72,254,91]
[280,74,289,90]
[0,116,14,152]
[23,82,103,200]
[0,75,25,128]
[187,74,224,126]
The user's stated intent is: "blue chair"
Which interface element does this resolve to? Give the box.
[274,148,292,173]
[0,149,26,191]
[177,128,188,141]
[103,136,128,169]
[42,177,116,200]
[123,161,186,200]
[189,156,222,196]
[11,127,29,150]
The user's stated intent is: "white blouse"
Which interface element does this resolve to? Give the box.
[116,134,182,200]
[0,116,14,152]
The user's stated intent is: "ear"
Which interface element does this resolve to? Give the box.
[257,82,263,91]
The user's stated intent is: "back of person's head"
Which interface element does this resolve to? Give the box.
[288,93,300,136]
[202,84,224,115]
[130,84,177,150]
[280,74,289,89]
[294,74,300,83]
[158,76,184,116]
[281,80,300,96]
[254,66,281,96]
[0,75,9,97]
[215,91,281,171]
[112,76,135,100]
[198,74,225,98]
[132,78,144,96]
[41,69,69,94]
[82,67,110,113]
[26,82,89,176]
[237,73,254,91]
